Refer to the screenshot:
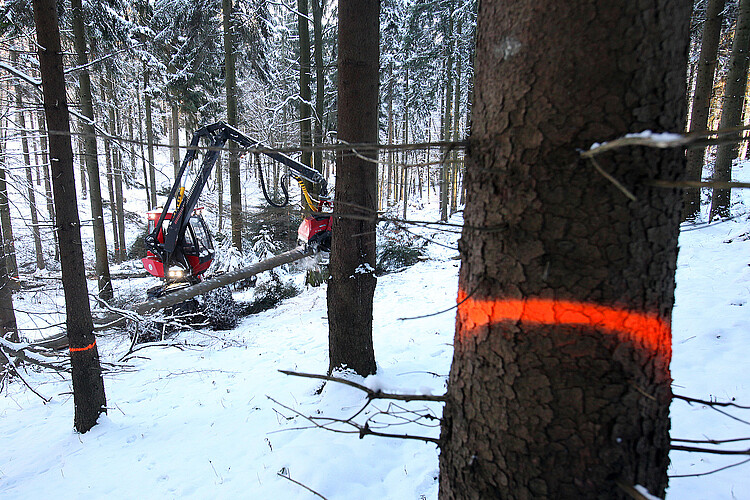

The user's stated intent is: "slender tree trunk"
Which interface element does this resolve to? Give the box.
[0,217,18,343]
[217,156,224,232]
[33,0,107,433]
[137,77,150,210]
[451,16,462,215]
[441,10,454,222]
[13,50,45,270]
[37,108,58,261]
[105,81,126,262]
[223,0,242,250]
[77,128,87,199]
[144,66,157,209]
[710,0,750,220]
[387,70,394,205]
[438,1,690,497]
[298,0,314,209]
[113,100,126,261]
[312,0,325,174]
[171,102,180,179]
[684,0,726,221]
[102,87,119,262]
[327,0,379,377]
[71,0,113,300]
[0,136,17,278]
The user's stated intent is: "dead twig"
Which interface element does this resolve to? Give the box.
[0,347,51,403]
[276,471,329,500]
[278,370,446,402]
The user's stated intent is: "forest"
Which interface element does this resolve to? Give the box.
[1,0,750,498]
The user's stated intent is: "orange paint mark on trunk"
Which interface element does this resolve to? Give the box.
[456,289,671,358]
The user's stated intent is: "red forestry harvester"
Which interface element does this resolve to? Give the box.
[142,122,331,296]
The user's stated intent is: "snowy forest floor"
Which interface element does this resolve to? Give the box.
[1,183,750,498]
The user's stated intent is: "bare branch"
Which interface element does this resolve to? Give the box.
[276,471,329,500]
[671,445,750,455]
[673,394,750,410]
[669,458,750,478]
[279,370,446,402]
[0,347,51,403]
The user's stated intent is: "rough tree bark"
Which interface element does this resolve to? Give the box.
[683,0,726,221]
[326,0,379,377]
[710,0,750,220]
[33,0,107,433]
[438,2,690,498]
[71,0,113,300]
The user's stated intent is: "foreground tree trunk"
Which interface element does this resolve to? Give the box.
[33,0,107,433]
[683,0,726,221]
[71,0,113,300]
[438,2,690,498]
[326,0,379,377]
[710,0,750,220]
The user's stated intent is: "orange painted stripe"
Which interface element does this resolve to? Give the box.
[456,290,671,358]
[69,340,97,353]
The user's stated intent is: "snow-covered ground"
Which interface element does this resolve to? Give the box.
[1,139,750,498]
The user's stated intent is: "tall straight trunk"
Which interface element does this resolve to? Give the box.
[77,128,87,199]
[71,0,113,300]
[105,80,125,261]
[312,0,325,174]
[710,0,750,220]
[144,66,157,209]
[37,108,58,261]
[102,86,119,262]
[223,0,242,250]
[171,102,180,179]
[298,0,315,211]
[298,0,313,169]
[684,0,726,220]
[0,217,17,343]
[402,116,408,219]
[217,156,224,232]
[137,77,150,210]
[129,103,136,185]
[113,99,126,261]
[13,50,45,270]
[450,16,462,215]
[0,136,18,278]
[33,0,107,433]
[387,72,394,204]
[327,0,379,377]
[441,11,454,222]
[438,1,690,497]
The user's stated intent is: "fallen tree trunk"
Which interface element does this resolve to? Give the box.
[21,246,315,353]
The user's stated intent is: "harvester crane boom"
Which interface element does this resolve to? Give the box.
[143,121,331,289]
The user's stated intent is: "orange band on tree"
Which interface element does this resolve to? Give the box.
[69,340,97,353]
[456,289,671,358]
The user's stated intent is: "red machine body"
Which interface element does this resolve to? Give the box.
[142,208,214,279]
